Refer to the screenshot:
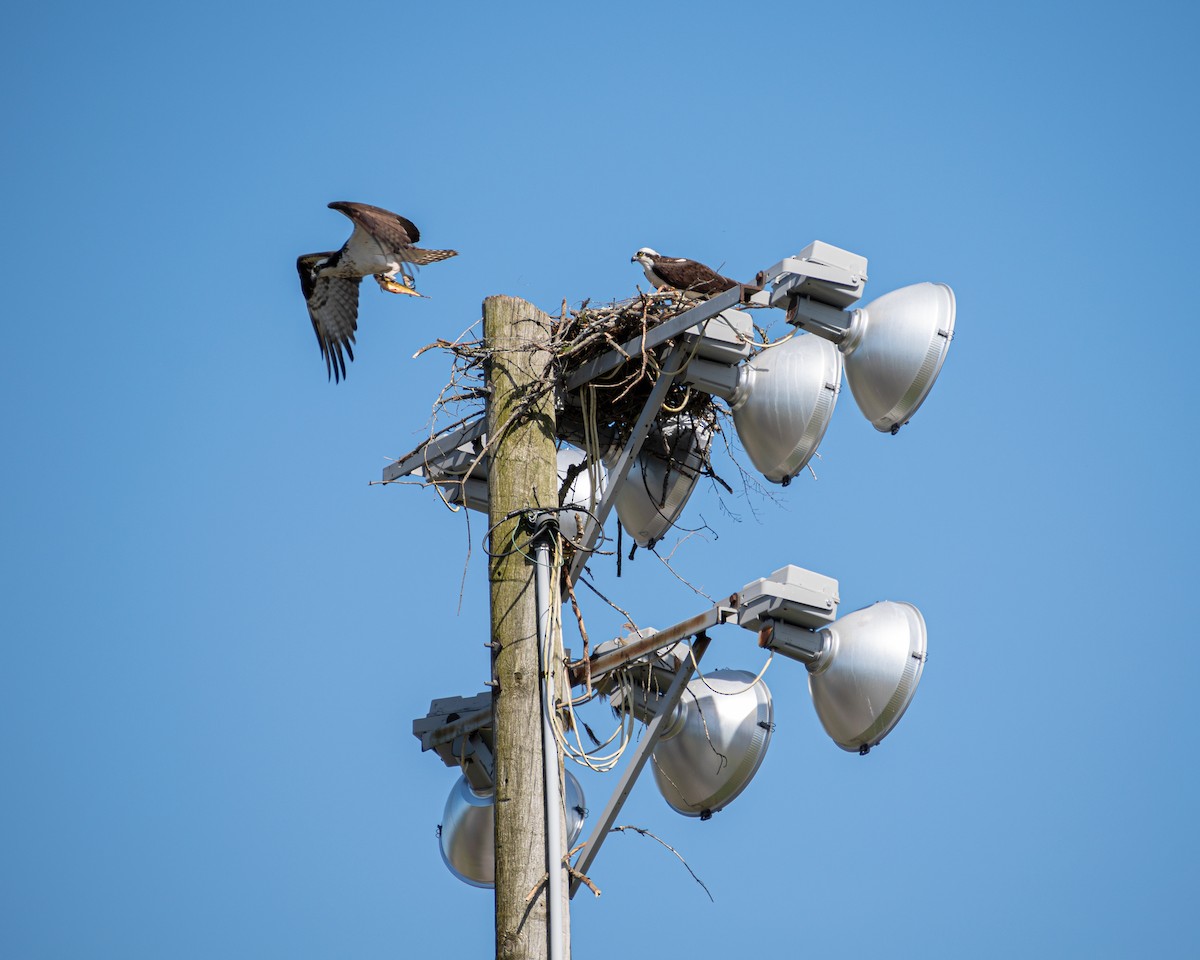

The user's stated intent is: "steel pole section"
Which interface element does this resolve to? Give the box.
[534,535,566,960]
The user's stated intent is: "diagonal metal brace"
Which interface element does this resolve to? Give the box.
[566,341,687,583]
[568,632,712,898]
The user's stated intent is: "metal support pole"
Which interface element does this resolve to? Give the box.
[534,535,565,960]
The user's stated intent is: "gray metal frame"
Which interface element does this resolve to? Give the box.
[564,340,686,583]
[568,632,712,898]
[382,418,487,484]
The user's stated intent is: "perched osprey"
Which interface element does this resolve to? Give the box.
[297,201,458,382]
[631,248,737,299]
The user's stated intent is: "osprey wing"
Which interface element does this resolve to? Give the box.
[328,201,421,250]
[298,254,360,383]
[655,256,737,296]
[405,247,459,267]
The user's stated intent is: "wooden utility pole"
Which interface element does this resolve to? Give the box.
[484,295,569,960]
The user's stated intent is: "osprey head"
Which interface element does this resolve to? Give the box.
[632,247,659,265]
[297,251,339,301]
[302,251,338,278]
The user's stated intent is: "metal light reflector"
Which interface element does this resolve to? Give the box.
[430,443,605,523]
[439,769,586,888]
[731,333,842,483]
[651,668,774,817]
[807,601,927,752]
[615,414,713,547]
[841,282,956,434]
[555,445,605,546]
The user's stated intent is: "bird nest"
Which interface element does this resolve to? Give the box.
[397,288,779,519]
[410,291,736,451]
[551,291,722,452]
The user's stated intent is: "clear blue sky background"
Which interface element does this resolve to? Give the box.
[3,2,1196,957]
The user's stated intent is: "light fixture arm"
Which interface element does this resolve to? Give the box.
[568,598,736,690]
[758,241,869,347]
[784,296,853,344]
[756,618,827,666]
[382,418,487,484]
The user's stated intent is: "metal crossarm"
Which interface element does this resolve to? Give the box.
[382,418,487,483]
[563,286,746,392]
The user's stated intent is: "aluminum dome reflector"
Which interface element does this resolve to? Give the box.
[731,332,842,484]
[615,414,712,547]
[651,668,773,817]
[841,282,956,433]
[808,601,927,752]
[439,769,586,888]
[431,443,605,523]
[556,445,605,546]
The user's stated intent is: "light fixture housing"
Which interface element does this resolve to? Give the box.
[760,601,927,753]
[554,446,605,547]
[730,333,842,484]
[424,442,604,532]
[439,769,586,888]
[650,668,774,817]
[841,282,956,434]
[614,414,712,547]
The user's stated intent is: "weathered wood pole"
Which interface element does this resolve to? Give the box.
[484,295,569,960]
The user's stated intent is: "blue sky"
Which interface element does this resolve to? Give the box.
[3,2,1197,957]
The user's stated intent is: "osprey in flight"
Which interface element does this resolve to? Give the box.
[297,201,458,382]
[631,248,737,299]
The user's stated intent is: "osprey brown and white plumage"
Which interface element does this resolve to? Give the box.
[297,201,458,382]
[631,248,737,299]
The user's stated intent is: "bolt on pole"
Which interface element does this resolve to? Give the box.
[484,295,570,960]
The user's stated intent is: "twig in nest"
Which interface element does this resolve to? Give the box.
[412,338,454,358]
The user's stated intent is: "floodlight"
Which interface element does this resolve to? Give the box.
[599,640,773,818]
[840,282,956,434]
[759,601,927,753]
[764,243,955,434]
[555,446,605,546]
[650,668,774,818]
[614,414,712,548]
[439,769,586,888]
[729,333,842,484]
